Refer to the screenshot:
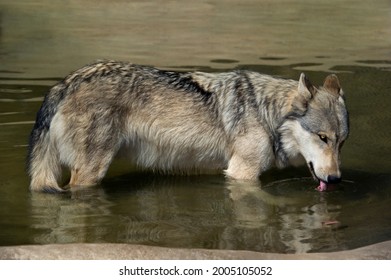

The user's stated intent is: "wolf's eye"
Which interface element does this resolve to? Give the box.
[318,134,328,144]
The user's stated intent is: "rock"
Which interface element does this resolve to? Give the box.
[1,241,390,260]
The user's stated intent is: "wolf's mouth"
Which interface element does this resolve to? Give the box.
[307,161,336,192]
[307,161,317,180]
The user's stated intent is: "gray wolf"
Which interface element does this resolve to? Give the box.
[27,60,349,192]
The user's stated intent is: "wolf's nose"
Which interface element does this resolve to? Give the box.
[327,175,341,184]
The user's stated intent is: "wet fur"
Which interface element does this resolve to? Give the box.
[27,60,349,192]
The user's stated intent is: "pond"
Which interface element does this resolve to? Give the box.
[0,0,390,254]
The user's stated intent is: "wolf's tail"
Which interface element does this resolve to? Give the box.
[27,82,68,192]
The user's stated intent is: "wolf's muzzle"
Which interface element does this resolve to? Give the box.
[327,175,341,184]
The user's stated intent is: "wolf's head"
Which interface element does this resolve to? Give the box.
[278,73,349,191]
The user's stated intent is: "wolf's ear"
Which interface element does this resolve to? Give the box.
[323,74,343,96]
[298,73,316,99]
[292,73,315,116]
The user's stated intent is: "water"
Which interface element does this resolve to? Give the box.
[0,0,391,253]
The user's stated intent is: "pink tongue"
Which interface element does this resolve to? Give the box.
[316,181,337,192]
[317,181,328,192]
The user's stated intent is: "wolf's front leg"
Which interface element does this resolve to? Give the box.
[224,128,274,181]
[225,153,261,180]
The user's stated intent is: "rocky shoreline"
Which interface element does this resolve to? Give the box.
[1,241,390,260]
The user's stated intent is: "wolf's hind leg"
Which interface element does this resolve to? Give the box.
[68,150,117,187]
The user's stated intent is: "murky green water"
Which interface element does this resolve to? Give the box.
[0,0,390,253]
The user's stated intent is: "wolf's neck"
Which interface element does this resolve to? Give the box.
[190,70,299,135]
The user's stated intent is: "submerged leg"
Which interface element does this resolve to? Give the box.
[68,150,116,187]
[225,128,274,181]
